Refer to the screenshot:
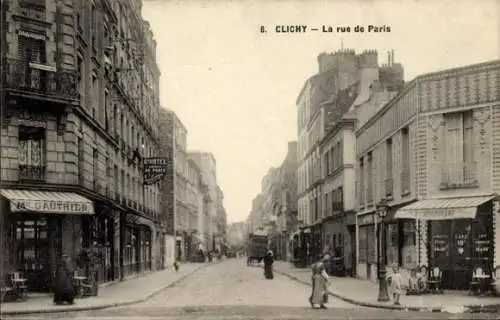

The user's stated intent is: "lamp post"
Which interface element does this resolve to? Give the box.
[376,201,390,302]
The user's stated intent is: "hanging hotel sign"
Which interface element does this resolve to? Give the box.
[10,199,94,215]
[143,157,168,185]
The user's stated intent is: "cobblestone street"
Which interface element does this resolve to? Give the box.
[4,259,498,320]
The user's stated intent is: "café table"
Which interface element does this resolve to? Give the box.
[73,276,88,298]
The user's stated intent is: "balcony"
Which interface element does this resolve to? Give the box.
[19,165,45,182]
[440,161,479,190]
[5,58,79,103]
[385,177,394,198]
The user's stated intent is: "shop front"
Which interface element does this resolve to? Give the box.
[81,205,117,284]
[383,203,418,280]
[0,189,94,292]
[394,195,495,290]
[297,227,311,267]
[311,223,322,263]
[356,211,377,281]
[122,214,153,277]
[321,215,344,276]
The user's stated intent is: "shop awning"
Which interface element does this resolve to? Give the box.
[0,189,94,215]
[394,196,495,220]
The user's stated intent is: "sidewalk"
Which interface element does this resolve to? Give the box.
[1,262,208,316]
[273,261,500,313]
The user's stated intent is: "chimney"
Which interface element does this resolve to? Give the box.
[391,49,395,65]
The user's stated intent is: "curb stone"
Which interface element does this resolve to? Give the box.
[273,267,500,314]
[1,262,220,316]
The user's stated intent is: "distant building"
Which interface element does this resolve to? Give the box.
[188,152,218,251]
[276,141,298,261]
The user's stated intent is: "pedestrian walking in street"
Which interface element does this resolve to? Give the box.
[309,257,330,309]
[388,266,403,305]
[53,254,76,305]
[173,260,179,272]
[263,250,274,280]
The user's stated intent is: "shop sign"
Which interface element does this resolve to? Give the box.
[357,213,375,226]
[143,157,168,185]
[399,207,476,220]
[11,199,94,215]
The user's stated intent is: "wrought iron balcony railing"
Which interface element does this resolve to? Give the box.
[5,58,79,101]
[440,161,478,189]
[19,165,45,182]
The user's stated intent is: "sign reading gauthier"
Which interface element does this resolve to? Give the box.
[10,200,94,215]
[143,157,168,185]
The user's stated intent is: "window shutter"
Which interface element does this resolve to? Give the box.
[445,113,464,182]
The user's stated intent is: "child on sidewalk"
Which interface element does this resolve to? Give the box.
[389,266,403,305]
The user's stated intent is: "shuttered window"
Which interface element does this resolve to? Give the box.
[444,111,473,184]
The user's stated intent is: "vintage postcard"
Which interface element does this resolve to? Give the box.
[0,0,499,319]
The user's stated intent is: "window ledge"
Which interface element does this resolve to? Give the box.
[439,181,479,190]
[401,190,411,197]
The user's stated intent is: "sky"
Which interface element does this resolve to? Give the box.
[142,0,500,224]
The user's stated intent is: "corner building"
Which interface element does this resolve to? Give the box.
[355,59,500,290]
[0,0,161,291]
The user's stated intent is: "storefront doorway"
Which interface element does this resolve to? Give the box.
[13,215,62,292]
[427,210,493,290]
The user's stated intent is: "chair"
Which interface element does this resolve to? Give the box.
[469,267,484,295]
[0,277,13,302]
[10,272,28,301]
[490,266,500,296]
[427,266,443,294]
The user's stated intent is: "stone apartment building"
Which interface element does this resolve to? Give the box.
[296,49,400,264]
[188,151,217,252]
[0,0,161,291]
[276,141,298,261]
[355,58,500,290]
[247,194,264,233]
[157,108,191,261]
[186,159,204,260]
[318,83,359,276]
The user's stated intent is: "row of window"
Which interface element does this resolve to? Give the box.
[75,1,159,155]
[357,110,475,207]
[18,125,159,215]
[297,112,322,162]
[358,127,409,206]
[324,140,343,176]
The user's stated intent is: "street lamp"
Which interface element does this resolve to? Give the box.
[376,201,390,302]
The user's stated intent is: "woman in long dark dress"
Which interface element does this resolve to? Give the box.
[53,254,76,305]
[263,251,274,279]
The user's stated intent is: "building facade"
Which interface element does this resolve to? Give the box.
[158,108,175,267]
[355,58,500,289]
[188,151,217,252]
[318,83,359,276]
[296,49,388,264]
[276,141,298,261]
[185,159,202,261]
[173,113,188,261]
[0,0,161,291]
